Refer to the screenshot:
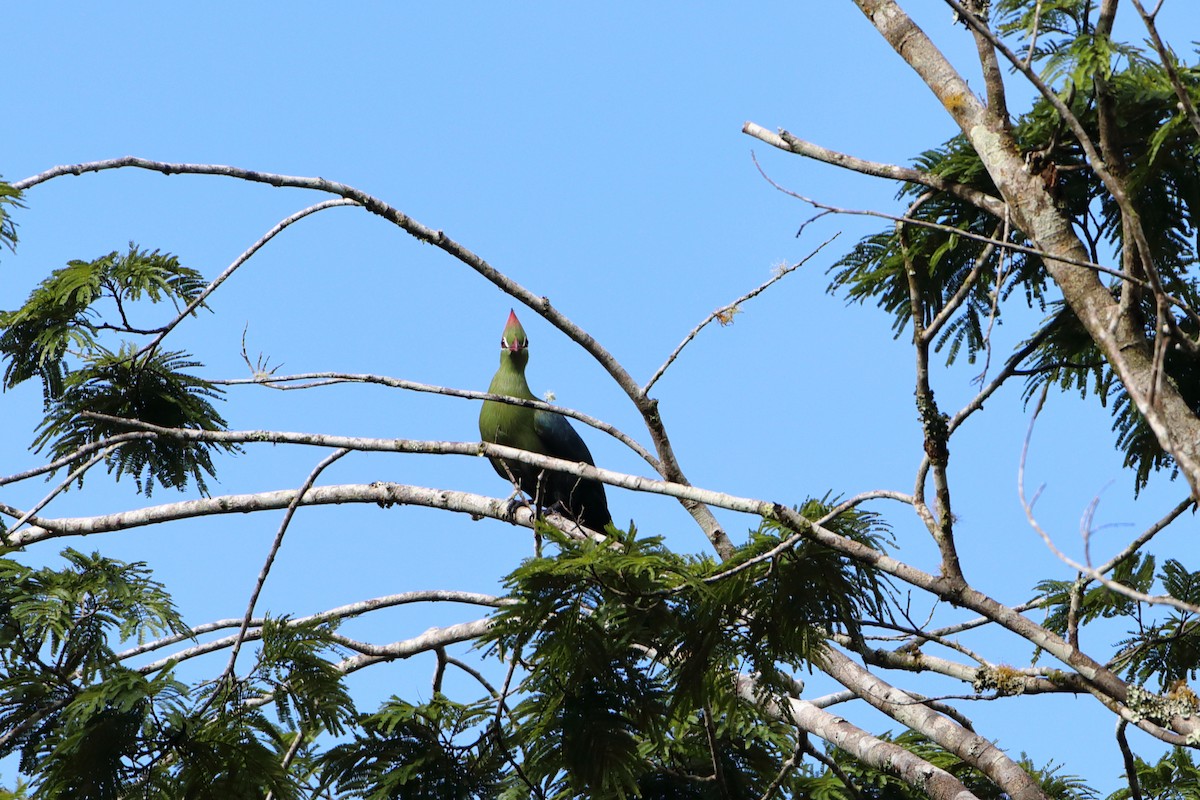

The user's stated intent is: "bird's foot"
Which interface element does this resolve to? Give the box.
[502,491,532,523]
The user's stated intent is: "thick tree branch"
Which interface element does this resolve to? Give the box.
[852,0,1200,500]
[819,648,1047,800]
[8,416,1166,734]
[735,675,981,800]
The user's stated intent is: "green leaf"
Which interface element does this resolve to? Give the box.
[257,617,355,736]
[0,244,207,399]
[319,695,503,800]
[32,345,234,495]
[0,178,22,258]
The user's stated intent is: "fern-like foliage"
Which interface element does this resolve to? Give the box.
[31,345,234,496]
[151,701,299,800]
[1036,553,1154,644]
[1111,559,1200,689]
[0,245,206,399]
[827,28,1200,492]
[0,244,228,496]
[828,137,1050,367]
[258,616,356,737]
[1109,748,1200,800]
[0,547,371,798]
[319,695,504,800]
[480,503,892,800]
[0,179,21,259]
[0,550,192,799]
[1038,552,1200,691]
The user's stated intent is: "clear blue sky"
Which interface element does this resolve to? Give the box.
[4,2,1196,790]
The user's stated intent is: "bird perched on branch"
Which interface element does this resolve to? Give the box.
[479,310,612,531]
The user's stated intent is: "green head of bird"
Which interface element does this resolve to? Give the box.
[500,309,530,371]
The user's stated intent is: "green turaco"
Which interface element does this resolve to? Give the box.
[479,310,612,531]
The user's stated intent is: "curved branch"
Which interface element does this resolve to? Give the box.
[0,433,157,487]
[14,156,730,556]
[140,198,357,358]
[742,122,1006,217]
[224,448,349,678]
[142,616,492,676]
[3,446,114,541]
[212,371,660,470]
[11,419,1173,735]
[115,590,511,663]
[644,235,837,393]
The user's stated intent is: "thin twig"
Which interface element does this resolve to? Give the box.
[114,590,509,662]
[2,446,116,541]
[749,151,1161,291]
[138,199,357,360]
[1130,0,1200,141]
[222,449,350,679]
[1019,387,1200,615]
[742,122,1005,216]
[756,738,805,800]
[643,234,838,394]
[0,432,156,488]
[1091,496,1194,580]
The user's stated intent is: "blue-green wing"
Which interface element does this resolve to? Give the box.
[534,409,597,466]
[533,409,611,529]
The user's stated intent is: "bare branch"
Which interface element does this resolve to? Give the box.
[1092,496,1194,580]
[224,448,350,678]
[0,433,157,488]
[819,647,1048,800]
[1020,391,1200,616]
[643,235,837,394]
[965,2,1010,126]
[750,152,1145,285]
[4,414,1161,727]
[900,191,963,583]
[3,447,115,541]
[139,199,357,359]
[735,674,982,800]
[1116,720,1145,800]
[742,122,1006,216]
[213,371,660,470]
[115,590,510,663]
[1130,0,1200,140]
[144,616,492,677]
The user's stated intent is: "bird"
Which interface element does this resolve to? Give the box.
[479,309,612,531]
